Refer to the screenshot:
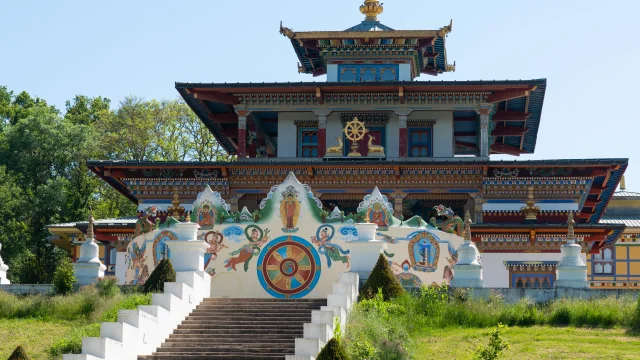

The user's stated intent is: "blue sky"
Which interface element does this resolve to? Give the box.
[1,0,639,190]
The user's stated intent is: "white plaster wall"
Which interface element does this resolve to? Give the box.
[398,64,412,81]
[278,112,315,157]
[327,64,338,82]
[386,113,399,158]
[410,111,454,157]
[115,252,127,285]
[326,112,343,151]
[481,252,587,288]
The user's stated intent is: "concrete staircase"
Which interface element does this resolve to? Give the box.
[138,298,327,360]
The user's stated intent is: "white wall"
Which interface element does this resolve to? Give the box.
[398,64,412,81]
[326,112,343,152]
[278,112,315,157]
[327,64,338,82]
[481,252,587,288]
[386,113,399,158]
[410,111,454,157]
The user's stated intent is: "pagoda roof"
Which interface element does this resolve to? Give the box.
[87,157,627,226]
[600,216,640,228]
[279,1,454,76]
[176,78,546,156]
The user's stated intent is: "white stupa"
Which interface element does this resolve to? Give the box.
[74,210,106,285]
[0,242,10,285]
[450,211,485,288]
[555,213,589,289]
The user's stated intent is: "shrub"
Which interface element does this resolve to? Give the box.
[475,324,510,360]
[359,254,404,301]
[632,295,640,331]
[96,276,120,298]
[47,323,101,357]
[53,257,76,295]
[317,338,348,360]
[377,339,409,360]
[100,293,152,322]
[142,258,176,293]
[8,345,29,360]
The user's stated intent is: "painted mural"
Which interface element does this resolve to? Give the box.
[124,173,469,298]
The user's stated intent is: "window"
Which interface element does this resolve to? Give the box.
[595,264,604,274]
[338,64,399,82]
[298,128,319,158]
[603,248,613,260]
[592,246,614,275]
[109,248,117,265]
[409,128,432,157]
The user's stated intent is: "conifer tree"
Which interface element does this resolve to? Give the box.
[142,258,176,293]
[8,345,30,360]
[359,253,405,301]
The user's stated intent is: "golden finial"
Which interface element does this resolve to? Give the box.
[87,207,95,241]
[446,61,456,73]
[463,210,472,242]
[360,0,384,21]
[620,175,626,191]
[167,188,185,219]
[438,19,453,37]
[521,187,541,222]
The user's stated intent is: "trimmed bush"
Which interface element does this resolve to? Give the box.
[8,345,30,360]
[96,276,120,298]
[53,257,76,295]
[142,258,176,293]
[317,338,348,360]
[633,295,640,331]
[359,254,404,301]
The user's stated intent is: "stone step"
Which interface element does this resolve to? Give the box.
[140,354,286,360]
[195,305,324,310]
[172,328,303,335]
[202,298,326,303]
[177,324,303,330]
[189,310,315,316]
[159,343,294,350]
[166,336,296,343]
[181,319,310,325]
[157,346,294,354]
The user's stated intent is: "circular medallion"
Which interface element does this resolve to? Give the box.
[245,225,264,243]
[257,236,321,299]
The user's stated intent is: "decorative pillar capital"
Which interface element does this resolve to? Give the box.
[313,110,331,129]
[393,110,413,117]
[394,110,412,128]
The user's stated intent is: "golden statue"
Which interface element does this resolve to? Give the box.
[367,135,385,156]
[326,136,343,156]
[343,117,369,157]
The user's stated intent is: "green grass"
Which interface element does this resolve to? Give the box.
[414,327,640,360]
[0,286,151,359]
[344,287,640,359]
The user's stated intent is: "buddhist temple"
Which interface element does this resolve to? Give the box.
[47,0,632,289]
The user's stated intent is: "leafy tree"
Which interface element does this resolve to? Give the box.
[359,254,405,301]
[64,95,111,126]
[475,324,510,360]
[53,257,76,295]
[143,259,176,293]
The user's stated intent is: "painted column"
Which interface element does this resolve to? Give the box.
[394,110,412,157]
[477,104,492,157]
[314,110,331,157]
[473,194,484,224]
[237,115,247,158]
[391,192,407,219]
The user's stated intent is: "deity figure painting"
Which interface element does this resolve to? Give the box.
[367,202,389,229]
[127,242,149,284]
[204,231,227,269]
[134,206,157,237]
[311,225,350,268]
[408,232,440,272]
[224,227,270,272]
[443,242,459,284]
[280,187,300,232]
[198,202,217,230]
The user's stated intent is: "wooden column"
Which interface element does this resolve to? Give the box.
[235,108,249,158]
[477,104,493,157]
[314,110,331,157]
[394,110,412,157]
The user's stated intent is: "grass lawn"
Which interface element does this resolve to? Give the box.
[0,319,77,359]
[415,326,640,360]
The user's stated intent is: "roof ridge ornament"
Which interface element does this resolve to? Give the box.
[279,21,295,39]
[438,19,453,37]
[360,0,384,21]
[521,187,540,222]
[620,175,626,191]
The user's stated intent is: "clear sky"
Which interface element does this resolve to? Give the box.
[1,0,639,190]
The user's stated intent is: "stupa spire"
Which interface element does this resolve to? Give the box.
[567,212,575,245]
[86,207,95,241]
[463,210,472,243]
[620,175,626,191]
[360,0,384,21]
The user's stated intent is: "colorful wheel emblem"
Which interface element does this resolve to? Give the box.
[257,236,321,299]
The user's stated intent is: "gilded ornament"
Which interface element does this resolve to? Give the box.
[342,117,369,157]
[438,19,453,37]
[279,21,295,39]
[367,135,385,157]
[360,0,384,21]
[326,137,344,156]
[520,187,541,222]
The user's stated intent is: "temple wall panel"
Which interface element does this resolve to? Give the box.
[630,246,640,259]
[616,262,628,275]
[481,252,586,288]
[386,113,400,158]
[278,112,311,157]
[399,64,412,81]
[631,262,640,275]
[327,64,338,82]
[411,111,454,157]
[326,112,344,150]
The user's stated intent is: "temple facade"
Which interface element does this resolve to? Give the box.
[47,0,631,289]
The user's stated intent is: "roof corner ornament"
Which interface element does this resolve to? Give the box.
[446,61,456,73]
[438,19,453,37]
[360,0,384,21]
[521,187,541,222]
[297,62,306,74]
[279,21,295,39]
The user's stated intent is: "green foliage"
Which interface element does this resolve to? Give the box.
[634,295,640,331]
[47,323,101,357]
[99,293,151,322]
[475,324,510,360]
[53,257,76,295]
[317,338,349,360]
[142,258,176,293]
[96,276,120,298]
[7,345,29,360]
[359,254,405,301]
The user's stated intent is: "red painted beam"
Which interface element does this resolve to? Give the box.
[491,126,528,137]
[193,91,239,105]
[455,140,477,149]
[487,89,530,103]
[583,200,600,208]
[209,112,238,124]
[222,129,238,137]
[589,186,607,195]
[492,110,530,121]
[491,143,524,156]
[454,131,477,137]
[590,168,609,177]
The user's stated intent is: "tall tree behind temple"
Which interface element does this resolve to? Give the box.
[0,86,230,283]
